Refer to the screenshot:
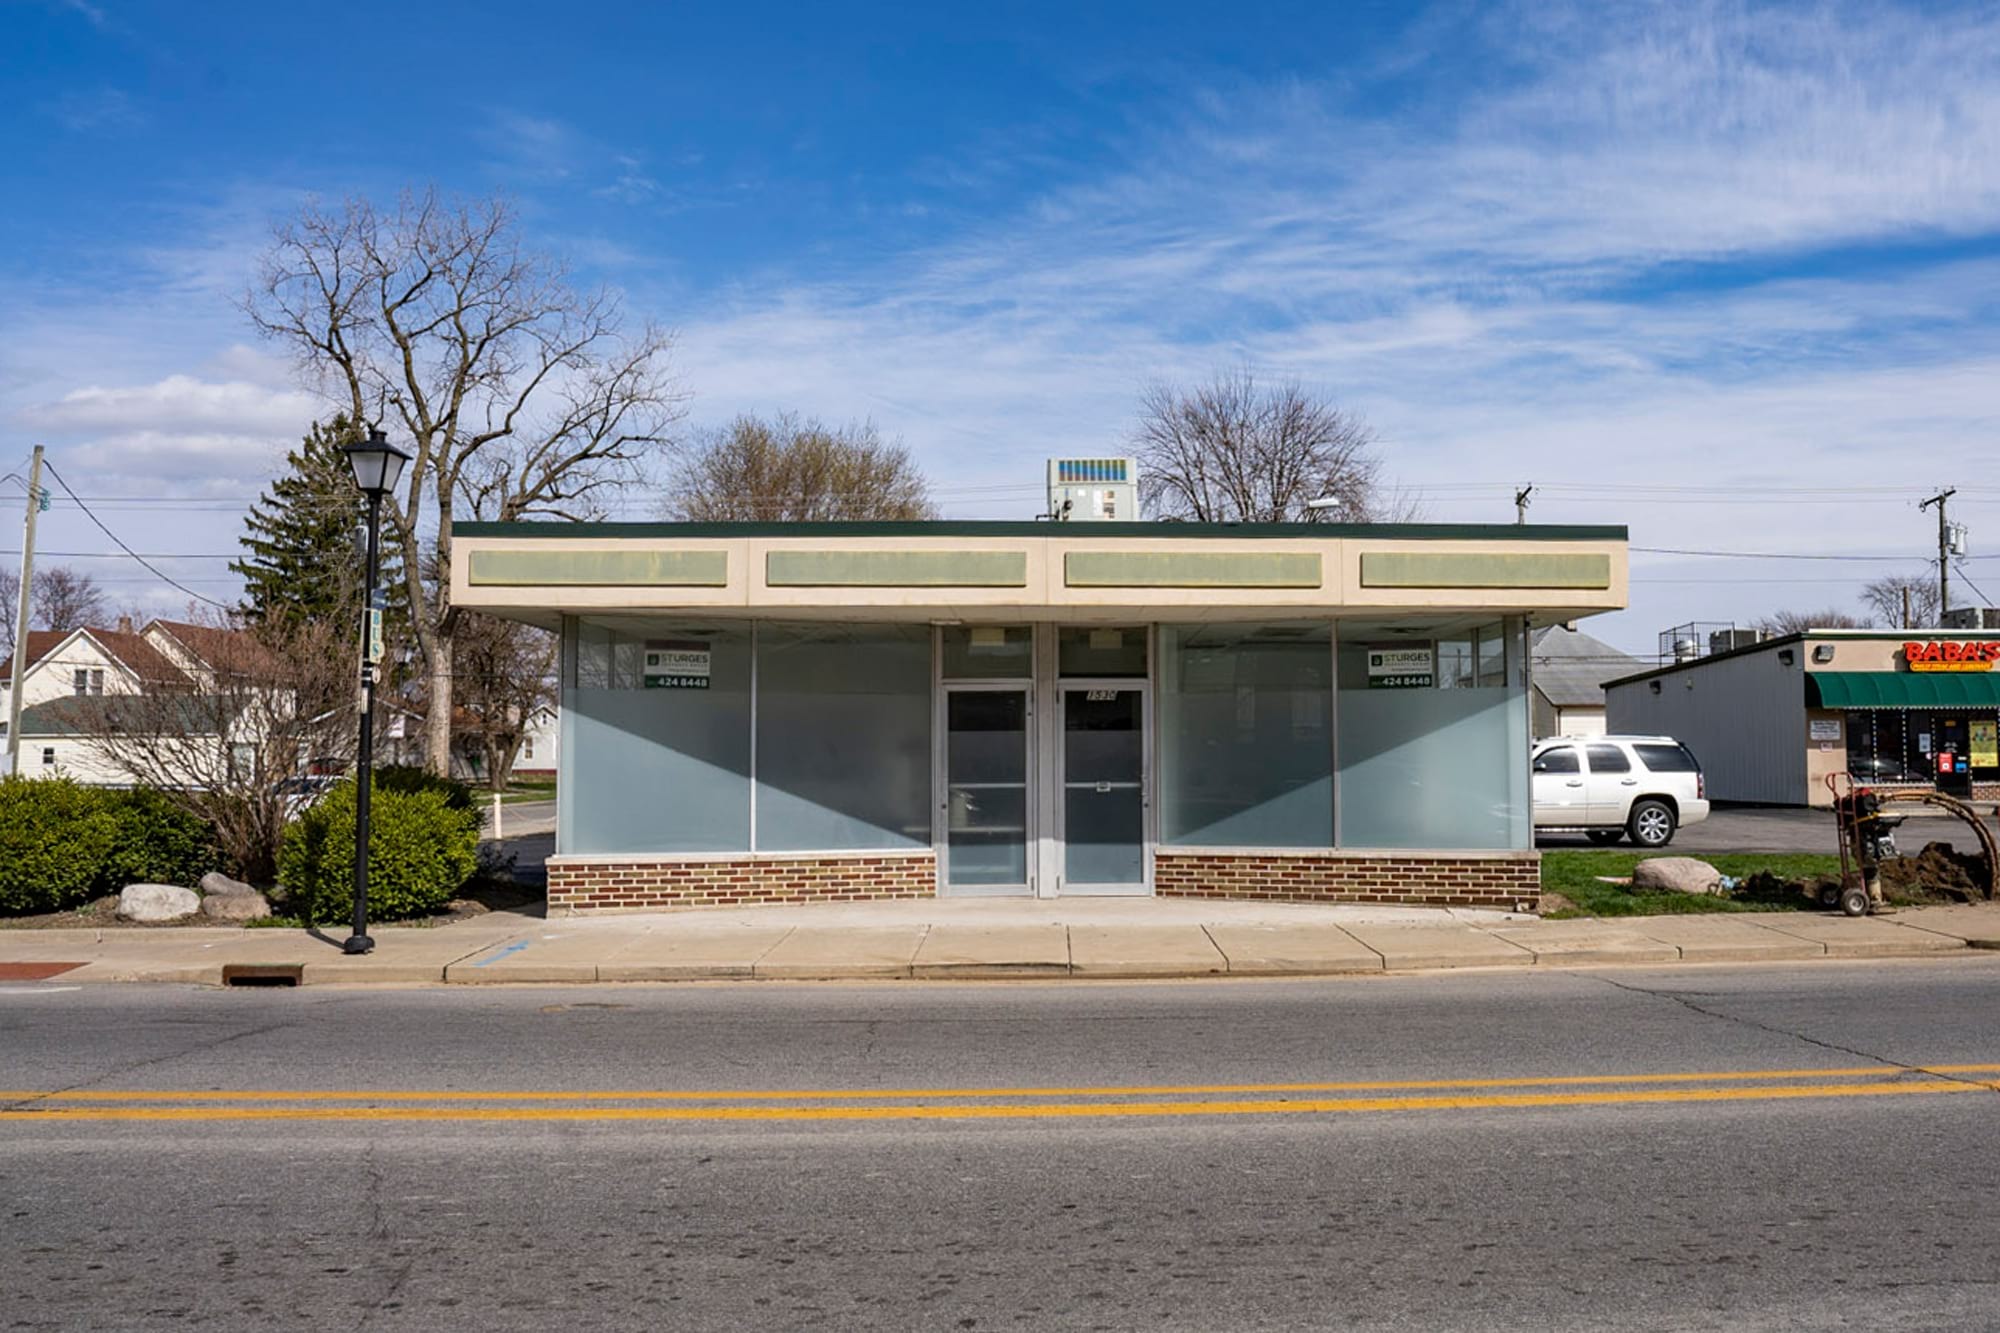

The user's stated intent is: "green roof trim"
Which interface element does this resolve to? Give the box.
[1807,671,2000,709]
[456,520,1627,542]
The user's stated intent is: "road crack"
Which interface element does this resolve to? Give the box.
[1586,972,2000,1093]
[0,1017,300,1112]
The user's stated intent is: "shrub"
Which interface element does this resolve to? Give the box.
[0,776,122,914]
[103,788,222,889]
[278,777,480,923]
[372,764,478,813]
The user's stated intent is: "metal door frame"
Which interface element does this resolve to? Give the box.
[1053,677,1153,896]
[935,680,1036,897]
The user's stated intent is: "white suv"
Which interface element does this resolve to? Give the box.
[1532,735,1709,848]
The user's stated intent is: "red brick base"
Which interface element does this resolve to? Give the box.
[1155,849,1541,911]
[548,852,937,912]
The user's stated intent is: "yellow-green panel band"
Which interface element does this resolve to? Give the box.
[765,550,1028,587]
[467,549,730,587]
[1064,551,1322,588]
[1360,551,1612,590]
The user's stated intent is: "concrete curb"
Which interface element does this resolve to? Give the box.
[6,907,1998,987]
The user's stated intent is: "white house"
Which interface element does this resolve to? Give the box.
[0,620,263,783]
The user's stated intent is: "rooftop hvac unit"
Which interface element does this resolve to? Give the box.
[1941,606,2000,630]
[1047,457,1139,522]
[1709,628,1762,656]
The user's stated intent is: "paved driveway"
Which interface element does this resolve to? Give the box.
[1539,802,2000,856]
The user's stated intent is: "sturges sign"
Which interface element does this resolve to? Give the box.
[1902,640,2000,673]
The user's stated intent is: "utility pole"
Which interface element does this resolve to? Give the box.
[1920,488,1956,623]
[1902,585,1911,630]
[1514,484,1534,525]
[6,445,47,776]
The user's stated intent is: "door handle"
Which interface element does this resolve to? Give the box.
[1621,778,1638,786]
[1565,780,1583,787]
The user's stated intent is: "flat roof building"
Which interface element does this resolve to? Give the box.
[452,520,1628,912]
[1606,629,2000,806]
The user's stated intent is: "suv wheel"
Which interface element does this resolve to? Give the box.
[1628,799,1676,848]
[1586,829,1624,846]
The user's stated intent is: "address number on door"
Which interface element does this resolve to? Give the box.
[1085,689,1118,701]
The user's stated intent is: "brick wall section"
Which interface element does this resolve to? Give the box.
[1155,850,1542,911]
[549,853,937,912]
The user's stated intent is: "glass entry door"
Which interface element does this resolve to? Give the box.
[943,687,1032,894]
[1059,684,1148,894]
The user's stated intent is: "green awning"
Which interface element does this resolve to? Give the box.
[1808,671,2000,709]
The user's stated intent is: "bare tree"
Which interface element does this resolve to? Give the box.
[0,566,117,657]
[70,614,356,882]
[247,189,684,774]
[1862,573,1943,628]
[665,413,936,521]
[448,613,558,792]
[0,568,14,659]
[1130,368,1396,523]
[33,567,110,631]
[1755,608,1873,635]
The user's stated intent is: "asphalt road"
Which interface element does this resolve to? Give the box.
[1539,802,2000,855]
[5,962,2000,1331]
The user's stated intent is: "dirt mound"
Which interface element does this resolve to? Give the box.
[1879,842,1993,905]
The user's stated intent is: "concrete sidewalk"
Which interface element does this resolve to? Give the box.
[3,898,1998,986]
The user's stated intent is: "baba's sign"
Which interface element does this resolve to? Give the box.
[1902,640,2000,673]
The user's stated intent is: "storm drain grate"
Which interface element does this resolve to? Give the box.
[222,963,303,987]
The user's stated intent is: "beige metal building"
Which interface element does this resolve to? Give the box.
[453,519,1628,912]
[1605,629,2000,807]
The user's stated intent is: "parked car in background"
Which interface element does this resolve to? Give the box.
[1532,735,1709,848]
[273,774,337,819]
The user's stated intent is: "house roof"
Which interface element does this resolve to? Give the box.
[16,694,224,737]
[0,627,187,687]
[0,630,71,680]
[1531,625,1649,708]
[148,619,278,675]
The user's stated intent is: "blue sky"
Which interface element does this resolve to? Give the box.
[3,0,1999,651]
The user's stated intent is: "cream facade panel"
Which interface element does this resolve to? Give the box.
[452,530,1628,623]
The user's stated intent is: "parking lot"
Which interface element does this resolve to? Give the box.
[1537,802,2000,856]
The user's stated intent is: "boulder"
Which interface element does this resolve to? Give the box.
[117,883,201,923]
[199,871,257,897]
[200,890,271,923]
[1632,856,1725,896]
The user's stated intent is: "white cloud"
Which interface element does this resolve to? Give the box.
[25,375,319,439]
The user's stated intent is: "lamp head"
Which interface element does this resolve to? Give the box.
[344,427,412,498]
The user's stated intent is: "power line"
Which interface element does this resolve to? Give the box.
[38,461,232,610]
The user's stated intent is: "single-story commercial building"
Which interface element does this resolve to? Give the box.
[451,519,1628,912]
[1605,629,2000,807]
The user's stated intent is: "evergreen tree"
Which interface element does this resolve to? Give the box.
[233,417,404,632]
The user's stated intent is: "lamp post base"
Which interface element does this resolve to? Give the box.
[343,934,375,956]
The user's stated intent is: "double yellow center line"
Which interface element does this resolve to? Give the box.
[3,1064,1997,1123]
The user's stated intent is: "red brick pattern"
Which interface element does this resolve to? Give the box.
[1155,850,1541,910]
[548,853,937,912]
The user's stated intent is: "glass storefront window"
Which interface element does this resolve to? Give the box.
[1336,618,1528,849]
[1847,708,1998,783]
[942,625,1032,679]
[755,622,931,850]
[562,618,752,853]
[1058,625,1148,677]
[1158,622,1332,846]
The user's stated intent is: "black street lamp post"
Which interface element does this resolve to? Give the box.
[341,427,412,956]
